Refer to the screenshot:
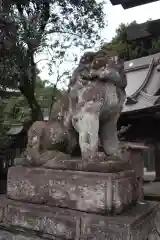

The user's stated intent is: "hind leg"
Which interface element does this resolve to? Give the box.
[99,86,125,158]
[99,113,120,156]
[21,121,46,165]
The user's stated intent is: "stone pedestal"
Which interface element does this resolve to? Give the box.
[0,157,158,239]
[7,166,138,214]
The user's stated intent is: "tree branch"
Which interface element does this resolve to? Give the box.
[36,58,49,64]
[47,29,84,39]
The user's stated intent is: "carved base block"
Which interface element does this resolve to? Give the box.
[7,166,139,214]
[0,230,157,240]
[0,197,159,240]
[0,230,47,240]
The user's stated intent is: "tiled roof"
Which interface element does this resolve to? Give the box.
[123,52,160,113]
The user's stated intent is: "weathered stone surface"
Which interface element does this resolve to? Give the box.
[22,49,127,167]
[0,196,80,239]
[43,156,131,173]
[137,177,143,200]
[16,152,131,173]
[7,167,138,214]
[0,229,63,240]
[0,230,43,240]
[121,142,146,178]
[0,197,158,240]
[15,151,72,167]
[0,230,16,240]
[121,142,147,201]
[148,231,160,240]
[80,201,159,240]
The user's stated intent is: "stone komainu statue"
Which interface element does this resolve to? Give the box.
[19,49,127,166]
[69,49,127,161]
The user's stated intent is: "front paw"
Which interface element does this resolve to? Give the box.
[82,151,106,163]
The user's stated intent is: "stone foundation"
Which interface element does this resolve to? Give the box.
[7,166,138,214]
[0,196,158,240]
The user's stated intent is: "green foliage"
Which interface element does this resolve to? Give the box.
[0,0,106,121]
[0,100,9,133]
[35,76,61,113]
[3,96,31,125]
[102,21,160,61]
[0,0,105,88]
[0,76,60,131]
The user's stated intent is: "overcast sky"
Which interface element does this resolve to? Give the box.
[104,0,160,41]
[37,0,160,83]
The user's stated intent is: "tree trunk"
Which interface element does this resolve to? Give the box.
[28,94,44,122]
[49,85,57,119]
[19,52,43,123]
[19,84,43,122]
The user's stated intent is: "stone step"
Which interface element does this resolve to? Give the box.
[7,166,139,214]
[0,196,158,240]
